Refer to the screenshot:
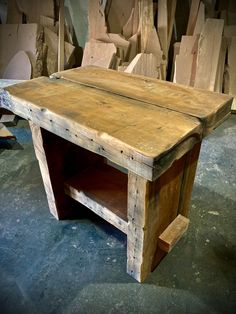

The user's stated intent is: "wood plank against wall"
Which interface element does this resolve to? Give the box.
[82,41,117,68]
[186,0,201,35]
[194,18,224,91]
[124,53,159,78]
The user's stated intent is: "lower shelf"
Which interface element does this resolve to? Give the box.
[64,163,128,234]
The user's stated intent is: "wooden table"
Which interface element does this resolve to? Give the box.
[0,66,232,282]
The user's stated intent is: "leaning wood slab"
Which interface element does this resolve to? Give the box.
[54,66,232,135]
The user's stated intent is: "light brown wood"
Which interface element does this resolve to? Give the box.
[193,2,205,35]
[132,0,139,35]
[194,18,224,91]
[3,51,31,80]
[44,27,75,75]
[158,214,189,252]
[127,153,189,282]
[123,8,134,39]
[4,76,202,181]
[0,122,15,139]
[106,0,134,35]
[174,35,199,86]
[125,53,159,78]
[1,67,232,283]
[186,0,200,35]
[58,0,65,72]
[139,0,163,69]
[167,0,177,50]
[157,0,168,62]
[64,163,128,234]
[170,42,180,82]
[56,66,232,134]
[177,142,201,217]
[30,122,59,219]
[106,33,130,62]
[29,123,103,219]
[82,41,117,68]
[0,24,43,78]
[88,0,109,41]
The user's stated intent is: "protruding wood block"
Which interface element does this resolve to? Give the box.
[158,214,189,252]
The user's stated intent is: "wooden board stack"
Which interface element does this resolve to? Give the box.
[83,0,177,79]
[173,0,236,112]
[0,0,75,80]
[83,0,235,112]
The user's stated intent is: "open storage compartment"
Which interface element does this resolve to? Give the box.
[64,160,128,234]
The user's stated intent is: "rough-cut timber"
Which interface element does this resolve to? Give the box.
[158,214,189,252]
[194,19,224,91]
[2,75,204,181]
[55,66,233,135]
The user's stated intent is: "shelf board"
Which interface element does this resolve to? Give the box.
[64,163,128,234]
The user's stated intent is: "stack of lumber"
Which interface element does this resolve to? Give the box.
[173,0,236,112]
[82,0,235,112]
[82,0,177,79]
[0,0,75,80]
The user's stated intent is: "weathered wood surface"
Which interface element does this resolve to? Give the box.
[55,66,233,134]
[2,75,202,181]
[127,152,190,282]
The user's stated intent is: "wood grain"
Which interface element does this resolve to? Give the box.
[124,53,159,78]
[82,41,116,68]
[194,18,224,91]
[158,214,189,252]
[186,0,200,35]
[64,163,128,234]
[127,153,188,282]
[56,66,233,134]
[4,76,202,181]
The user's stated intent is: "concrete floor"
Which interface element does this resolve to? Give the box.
[0,115,235,314]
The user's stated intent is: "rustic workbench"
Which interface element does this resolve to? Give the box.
[0,66,232,282]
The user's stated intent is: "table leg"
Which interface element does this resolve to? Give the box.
[30,122,74,219]
[30,123,102,219]
[127,142,201,282]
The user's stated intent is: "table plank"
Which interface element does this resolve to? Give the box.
[2,76,202,181]
[54,66,233,134]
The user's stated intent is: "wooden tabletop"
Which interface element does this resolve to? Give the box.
[0,66,232,181]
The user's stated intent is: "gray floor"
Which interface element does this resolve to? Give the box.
[0,115,235,314]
